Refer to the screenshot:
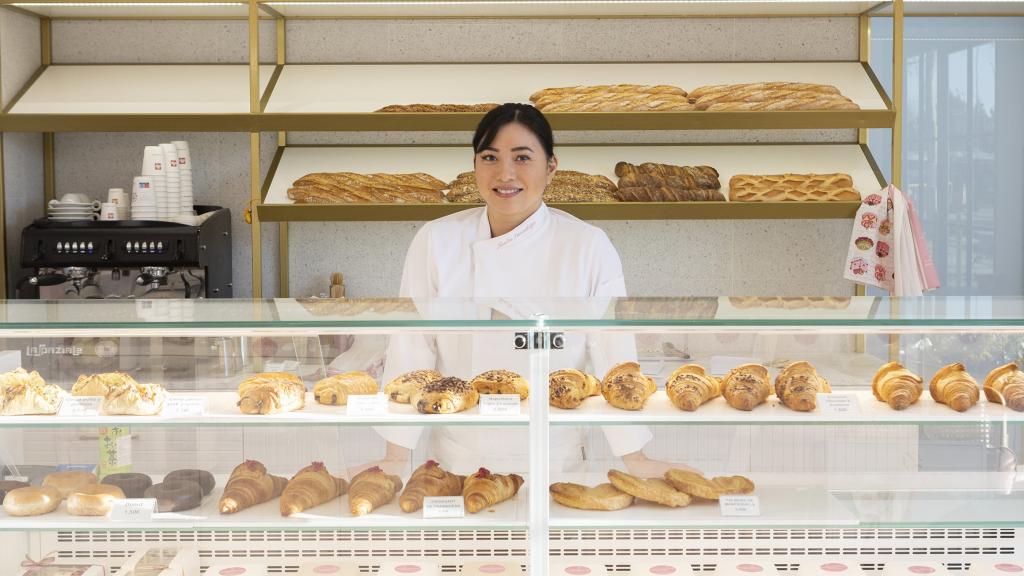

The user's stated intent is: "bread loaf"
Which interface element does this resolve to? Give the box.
[706,97,859,111]
[288,172,447,204]
[693,87,848,109]
[530,84,687,102]
[687,82,841,100]
[530,84,691,112]
[446,170,618,203]
[2,485,61,516]
[615,162,721,189]
[729,173,860,202]
[376,103,499,112]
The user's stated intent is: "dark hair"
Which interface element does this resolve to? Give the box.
[472,103,555,159]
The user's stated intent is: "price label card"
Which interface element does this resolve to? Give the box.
[423,496,465,519]
[163,395,208,417]
[720,495,761,517]
[58,396,102,417]
[818,393,861,416]
[347,394,389,417]
[110,498,156,521]
[4,476,28,483]
[479,394,521,416]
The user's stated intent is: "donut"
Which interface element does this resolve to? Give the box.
[101,472,153,499]
[0,480,30,501]
[67,483,126,516]
[163,469,215,495]
[144,480,203,512]
[43,470,98,499]
[2,485,61,516]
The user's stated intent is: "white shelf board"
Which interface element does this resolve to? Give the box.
[8,65,275,115]
[6,2,252,18]
[264,144,883,205]
[264,62,888,114]
[0,391,529,427]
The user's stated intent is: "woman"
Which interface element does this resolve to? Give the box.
[371,104,675,477]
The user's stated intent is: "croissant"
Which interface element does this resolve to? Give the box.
[871,362,924,410]
[469,369,529,400]
[929,363,980,412]
[463,468,524,514]
[219,460,288,514]
[607,469,691,508]
[280,461,348,516]
[666,364,720,411]
[399,460,465,513]
[601,362,657,411]
[983,362,1024,412]
[548,369,601,409]
[313,371,378,406]
[348,466,403,516]
[237,372,306,414]
[549,482,634,511]
[384,369,442,404]
[720,364,771,411]
[774,361,831,411]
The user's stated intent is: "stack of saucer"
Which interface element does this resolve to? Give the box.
[141,146,168,219]
[47,194,100,221]
[172,141,193,215]
[131,176,157,220]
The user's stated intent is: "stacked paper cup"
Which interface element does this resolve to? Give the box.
[173,141,193,215]
[141,146,167,219]
[160,143,181,219]
[131,176,157,220]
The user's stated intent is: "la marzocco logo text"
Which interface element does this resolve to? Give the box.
[26,344,83,357]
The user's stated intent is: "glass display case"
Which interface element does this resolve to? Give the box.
[0,297,1021,575]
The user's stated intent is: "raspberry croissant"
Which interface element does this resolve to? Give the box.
[774,361,831,412]
[929,363,980,412]
[666,364,720,411]
[463,468,523,514]
[871,361,924,410]
[280,461,348,516]
[348,466,403,516]
[399,460,464,513]
[983,362,1024,412]
[219,460,288,514]
[721,363,771,411]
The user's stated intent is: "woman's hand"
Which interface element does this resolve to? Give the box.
[346,441,412,478]
[621,450,700,478]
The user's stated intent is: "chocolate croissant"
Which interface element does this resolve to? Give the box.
[666,364,720,411]
[469,369,529,400]
[929,363,980,412]
[411,376,480,414]
[601,362,656,411]
[774,361,831,411]
[983,362,1024,412]
[871,361,923,410]
[721,363,771,411]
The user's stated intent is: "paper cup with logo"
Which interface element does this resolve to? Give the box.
[142,146,165,176]
[100,202,119,220]
[132,177,156,205]
[160,143,180,174]
[172,140,191,170]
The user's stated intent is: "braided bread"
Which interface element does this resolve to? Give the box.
[729,173,860,202]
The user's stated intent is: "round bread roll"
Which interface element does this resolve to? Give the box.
[0,480,30,501]
[67,483,126,516]
[2,485,61,516]
[43,470,98,499]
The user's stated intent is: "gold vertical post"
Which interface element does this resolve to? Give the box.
[41,18,55,205]
[0,133,7,299]
[249,0,262,298]
[888,0,904,363]
[858,12,870,147]
[276,16,289,297]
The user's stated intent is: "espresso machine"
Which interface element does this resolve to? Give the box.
[17,206,231,300]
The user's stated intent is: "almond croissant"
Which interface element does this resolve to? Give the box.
[399,460,465,513]
[871,361,924,410]
[548,369,601,409]
[929,363,980,412]
[983,362,1024,412]
[463,467,523,514]
[666,364,720,411]
[601,361,656,411]
[721,363,771,411]
[774,361,831,412]
[219,460,288,514]
[280,461,348,516]
[348,466,403,516]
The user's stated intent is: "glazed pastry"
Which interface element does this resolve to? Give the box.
[101,473,153,499]
[101,381,167,416]
[313,371,378,406]
[549,482,634,511]
[548,369,601,409]
[163,469,216,495]
[2,485,61,516]
[384,370,443,404]
[237,372,306,415]
[72,372,137,397]
[348,466,403,516]
[0,480,30,501]
[280,461,348,516]
[871,362,924,411]
[666,364,721,411]
[663,469,720,500]
[929,363,980,412]
[983,362,1024,412]
[411,376,480,414]
[43,470,98,499]
[463,467,524,514]
[399,460,465,513]
[219,460,288,514]
[145,480,203,512]
[67,483,126,516]
[774,361,831,411]
[601,362,656,411]
[711,475,756,495]
[721,364,771,411]
[607,469,691,508]
[469,369,529,400]
[0,368,64,416]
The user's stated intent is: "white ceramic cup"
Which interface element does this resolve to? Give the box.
[107,187,127,207]
[100,202,119,220]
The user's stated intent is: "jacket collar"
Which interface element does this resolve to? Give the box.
[475,203,550,250]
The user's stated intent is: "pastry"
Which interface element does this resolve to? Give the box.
[728,173,860,203]
[692,86,847,108]
[663,469,720,500]
[101,381,167,416]
[287,172,447,204]
[72,372,136,396]
[463,467,523,513]
[983,362,1024,411]
[101,472,153,499]
[2,485,61,516]
[237,372,306,415]
[607,469,691,507]
[665,364,720,411]
[721,363,771,410]
[530,84,691,112]
[411,376,480,414]
[163,469,216,495]
[219,460,288,514]
[615,185,725,202]
[530,84,688,102]
[469,369,529,399]
[348,466,403,516]
[376,103,499,112]
[145,480,203,512]
[601,361,656,411]
[43,470,98,499]
[0,480,30,501]
[705,97,859,111]
[775,361,831,411]
[446,170,618,204]
[399,460,465,513]
[280,461,348,516]
[711,475,756,495]
[548,369,601,409]
[549,482,634,511]
[687,82,842,100]
[0,368,64,416]
[67,483,126,516]
[871,362,924,410]
[615,161,721,190]
[929,363,980,412]
[313,371,378,406]
[384,369,443,404]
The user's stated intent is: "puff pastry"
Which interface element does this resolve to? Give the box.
[399,460,465,513]
[349,466,403,516]
[0,368,64,416]
[411,376,480,414]
[219,460,288,514]
[666,364,720,411]
[721,363,771,411]
[313,371,378,406]
[237,372,306,415]
[280,461,348,516]
[929,363,980,412]
[548,369,601,409]
[101,380,167,416]
[549,482,634,511]
[601,362,657,411]
[463,467,523,513]
[607,469,691,508]
[774,361,831,412]
[384,369,442,404]
[663,469,720,500]
[728,173,860,202]
[983,362,1024,412]
[469,369,529,399]
[871,361,924,410]
[72,372,136,397]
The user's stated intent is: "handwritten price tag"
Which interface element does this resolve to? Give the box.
[720,495,761,517]
[163,395,208,417]
[479,395,521,416]
[347,394,389,417]
[58,396,102,417]
[110,498,156,521]
[423,496,465,518]
[818,393,861,416]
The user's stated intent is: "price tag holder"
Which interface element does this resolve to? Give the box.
[58,396,102,417]
[423,496,465,519]
[817,393,861,416]
[479,394,521,416]
[110,498,156,521]
[163,395,208,417]
[720,495,760,517]
[347,394,389,417]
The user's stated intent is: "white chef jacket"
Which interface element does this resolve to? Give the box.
[377,203,652,474]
